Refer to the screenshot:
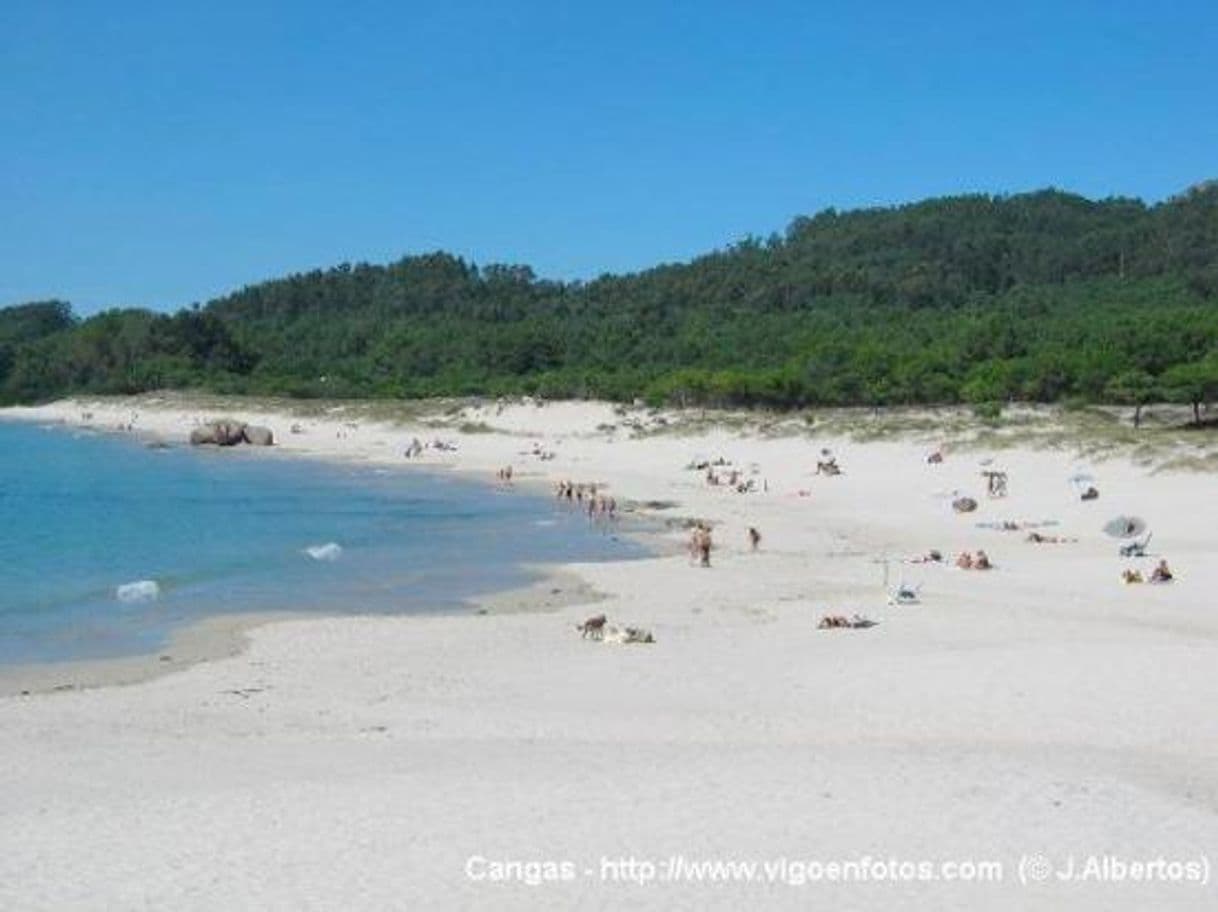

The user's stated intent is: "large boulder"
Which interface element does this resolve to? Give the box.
[243,425,275,446]
[213,420,247,446]
[190,419,248,446]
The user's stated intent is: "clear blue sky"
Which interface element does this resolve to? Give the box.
[2,0,1215,314]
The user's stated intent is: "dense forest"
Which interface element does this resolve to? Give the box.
[4,183,1218,415]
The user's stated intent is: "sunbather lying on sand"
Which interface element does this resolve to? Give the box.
[1122,569,1144,584]
[956,550,993,570]
[818,614,878,630]
[912,549,943,563]
[1150,559,1174,583]
[603,625,656,644]
[1026,532,1074,544]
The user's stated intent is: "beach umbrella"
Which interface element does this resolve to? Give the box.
[1103,515,1147,539]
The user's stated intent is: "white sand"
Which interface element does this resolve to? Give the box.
[1,396,1216,910]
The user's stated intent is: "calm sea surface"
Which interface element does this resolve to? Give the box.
[0,421,643,664]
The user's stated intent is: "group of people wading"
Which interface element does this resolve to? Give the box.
[555,480,618,521]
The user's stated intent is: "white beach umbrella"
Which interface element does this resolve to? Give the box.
[1103,515,1148,539]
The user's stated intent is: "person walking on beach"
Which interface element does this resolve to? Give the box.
[748,526,761,551]
[688,525,710,565]
[697,525,713,568]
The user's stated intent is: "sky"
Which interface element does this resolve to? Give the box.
[2,0,1216,314]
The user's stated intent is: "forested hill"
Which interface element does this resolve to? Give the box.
[4,184,1218,412]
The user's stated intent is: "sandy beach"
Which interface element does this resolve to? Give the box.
[1,394,1216,910]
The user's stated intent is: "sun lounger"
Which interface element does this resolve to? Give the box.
[1119,533,1152,557]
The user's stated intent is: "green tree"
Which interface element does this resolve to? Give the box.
[1161,360,1218,425]
[3,183,1217,407]
[1103,369,1157,427]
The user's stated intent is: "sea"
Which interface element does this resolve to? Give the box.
[0,421,645,665]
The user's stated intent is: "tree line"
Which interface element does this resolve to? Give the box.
[3,182,1217,417]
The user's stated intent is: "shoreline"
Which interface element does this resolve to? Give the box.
[0,405,657,696]
[0,567,614,698]
[0,609,294,698]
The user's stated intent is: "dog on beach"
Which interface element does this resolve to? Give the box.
[577,614,608,639]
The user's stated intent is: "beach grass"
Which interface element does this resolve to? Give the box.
[49,390,1218,474]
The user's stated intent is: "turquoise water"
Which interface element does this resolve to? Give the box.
[0,421,643,664]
